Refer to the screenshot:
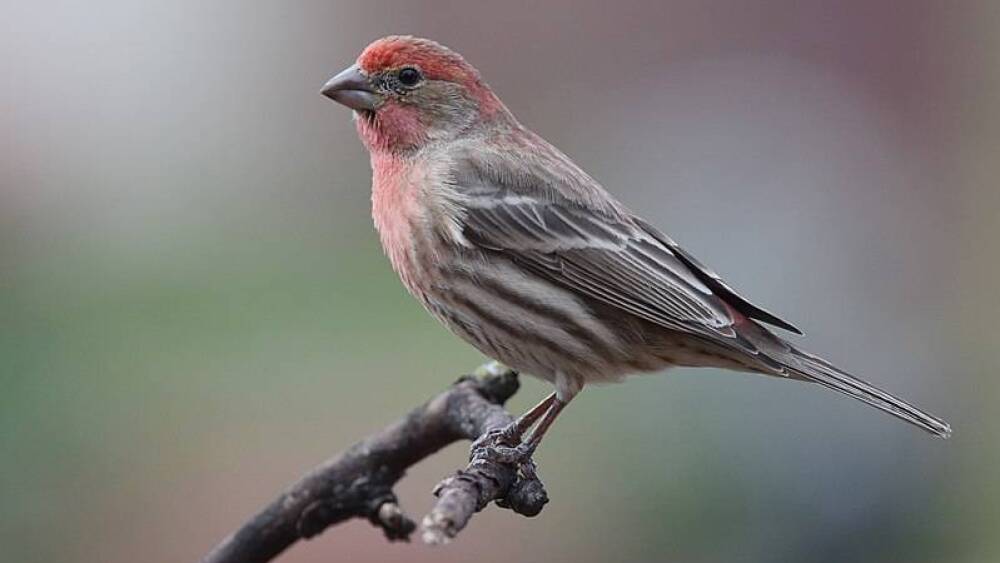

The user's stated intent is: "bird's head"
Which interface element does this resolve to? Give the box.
[322,36,508,152]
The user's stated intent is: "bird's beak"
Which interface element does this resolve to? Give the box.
[321,64,379,111]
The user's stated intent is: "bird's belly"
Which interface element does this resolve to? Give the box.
[386,216,735,386]
[416,254,657,385]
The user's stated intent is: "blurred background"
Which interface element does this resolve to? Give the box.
[2,1,997,562]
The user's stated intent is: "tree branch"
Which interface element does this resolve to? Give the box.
[200,362,548,563]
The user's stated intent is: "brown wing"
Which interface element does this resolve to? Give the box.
[631,217,802,334]
[460,187,753,347]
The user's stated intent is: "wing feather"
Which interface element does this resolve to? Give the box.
[632,218,803,334]
[461,191,743,343]
[449,138,800,347]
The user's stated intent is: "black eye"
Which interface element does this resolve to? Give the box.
[398,67,422,87]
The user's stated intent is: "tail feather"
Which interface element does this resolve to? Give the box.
[781,347,952,438]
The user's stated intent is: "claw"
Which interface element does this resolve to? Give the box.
[473,444,523,465]
[470,424,536,468]
[518,458,539,481]
[470,427,516,452]
[469,393,566,486]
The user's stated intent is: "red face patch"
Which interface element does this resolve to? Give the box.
[357,36,476,84]
[354,36,506,146]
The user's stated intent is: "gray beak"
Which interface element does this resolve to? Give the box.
[321,64,379,111]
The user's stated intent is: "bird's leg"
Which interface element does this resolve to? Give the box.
[471,393,555,452]
[520,398,567,454]
[471,393,570,474]
[506,398,568,482]
[506,392,558,442]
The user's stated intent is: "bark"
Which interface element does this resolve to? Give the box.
[200,363,547,563]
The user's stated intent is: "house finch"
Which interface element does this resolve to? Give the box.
[321,36,951,457]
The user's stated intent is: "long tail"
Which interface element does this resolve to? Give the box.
[778,345,952,438]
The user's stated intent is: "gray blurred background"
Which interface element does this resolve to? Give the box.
[2,1,997,562]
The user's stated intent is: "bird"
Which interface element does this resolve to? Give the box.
[320,35,951,460]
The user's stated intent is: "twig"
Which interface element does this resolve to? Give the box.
[200,362,548,563]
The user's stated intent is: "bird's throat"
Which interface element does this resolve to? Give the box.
[355,103,429,153]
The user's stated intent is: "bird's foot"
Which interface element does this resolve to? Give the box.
[468,424,547,515]
[470,426,538,479]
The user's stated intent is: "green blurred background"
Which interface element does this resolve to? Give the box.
[2,1,997,562]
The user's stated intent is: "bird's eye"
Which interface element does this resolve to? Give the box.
[398,67,422,87]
